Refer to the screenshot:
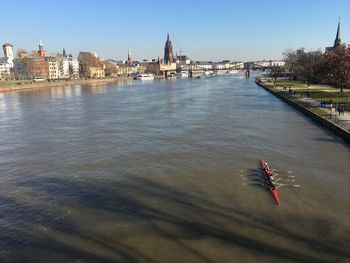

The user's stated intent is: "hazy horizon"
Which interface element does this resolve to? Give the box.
[1,0,349,61]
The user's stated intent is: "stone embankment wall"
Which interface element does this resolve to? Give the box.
[0,77,133,93]
[256,81,350,145]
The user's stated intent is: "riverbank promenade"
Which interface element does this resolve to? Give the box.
[279,84,350,130]
[259,78,350,129]
[0,77,134,93]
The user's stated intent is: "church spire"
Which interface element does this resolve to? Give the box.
[127,49,132,63]
[334,18,341,48]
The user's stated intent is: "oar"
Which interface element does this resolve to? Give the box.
[275,183,300,189]
[274,178,296,183]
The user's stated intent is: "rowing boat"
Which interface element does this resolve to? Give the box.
[261,160,279,204]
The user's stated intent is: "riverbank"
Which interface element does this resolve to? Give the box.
[256,78,350,145]
[0,77,136,93]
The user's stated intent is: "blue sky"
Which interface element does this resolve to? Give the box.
[1,0,349,61]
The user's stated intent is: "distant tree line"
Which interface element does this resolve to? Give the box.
[283,44,350,92]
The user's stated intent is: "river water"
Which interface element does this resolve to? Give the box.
[0,74,349,263]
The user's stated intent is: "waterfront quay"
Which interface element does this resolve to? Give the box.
[256,77,350,143]
[0,75,349,262]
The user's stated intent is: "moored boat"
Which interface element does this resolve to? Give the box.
[136,73,154,80]
[204,71,215,77]
[177,71,189,78]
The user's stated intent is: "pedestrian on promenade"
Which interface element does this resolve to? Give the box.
[338,105,341,115]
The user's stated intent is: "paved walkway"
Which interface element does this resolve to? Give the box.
[273,85,350,131]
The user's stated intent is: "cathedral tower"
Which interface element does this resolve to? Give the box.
[164,33,174,63]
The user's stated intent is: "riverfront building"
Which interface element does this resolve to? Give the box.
[47,57,60,80]
[0,43,14,79]
[78,51,105,78]
[0,59,11,79]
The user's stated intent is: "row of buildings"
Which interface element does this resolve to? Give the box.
[0,42,82,80]
[0,34,286,81]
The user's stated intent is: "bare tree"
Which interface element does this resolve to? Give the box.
[324,44,350,92]
[290,49,324,85]
[270,65,285,83]
[16,48,29,58]
[283,48,298,78]
[103,61,118,77]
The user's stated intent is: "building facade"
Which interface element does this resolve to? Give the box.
[47,57,60,79]
[0,59,11,79]
[61,57,79,78]
[78,52,105,78]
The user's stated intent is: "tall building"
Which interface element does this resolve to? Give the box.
[47,57,60,80]
[164,33,174,63]
[2,43,14,68]
[3,43,14,60]
[38,40,46,57]
[326,21,341,52]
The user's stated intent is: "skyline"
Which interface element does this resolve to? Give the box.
[1,0,350,61]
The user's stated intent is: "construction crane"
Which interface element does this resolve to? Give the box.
[170,33,183,64]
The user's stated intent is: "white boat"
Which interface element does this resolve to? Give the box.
[227,70,239,74]
[192,72,204,78]
[177,71,189,78]
[216,70,227,75]
[136,73,154,80]
[204,71,215,77]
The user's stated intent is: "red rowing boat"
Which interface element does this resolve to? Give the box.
[261,160,279,204]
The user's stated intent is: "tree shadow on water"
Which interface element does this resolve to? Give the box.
[0,175,349,263]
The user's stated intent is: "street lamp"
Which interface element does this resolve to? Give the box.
[337,92,339,107]
[336,92,339,117]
